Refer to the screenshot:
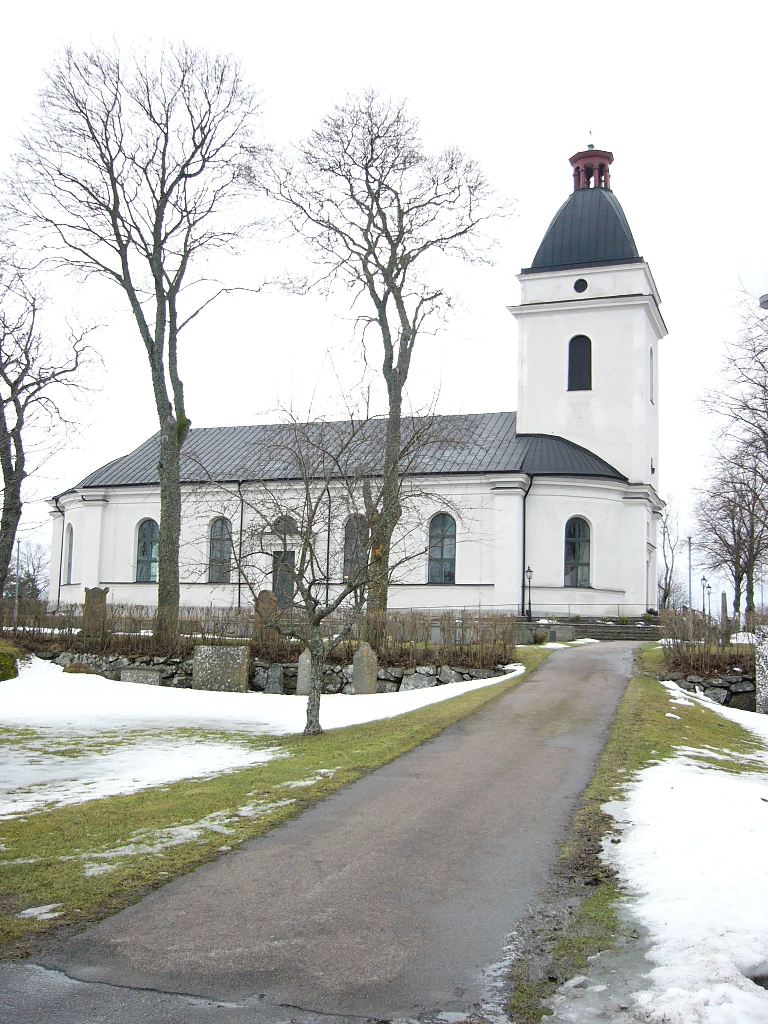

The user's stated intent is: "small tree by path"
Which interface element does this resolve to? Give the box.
[188,410,453,735]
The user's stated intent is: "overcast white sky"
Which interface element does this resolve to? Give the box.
[2,0,767,602]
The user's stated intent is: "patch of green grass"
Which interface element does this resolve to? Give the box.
[0,648,550,959]
[0,642,21,682]
[506,644,766,1023]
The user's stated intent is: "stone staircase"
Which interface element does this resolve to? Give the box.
[570,621,662,642]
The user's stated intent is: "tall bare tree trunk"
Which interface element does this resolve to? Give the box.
[156,415,184,645]
[0,473,22,620]
[304,630,325,736]
[366,389,403,651]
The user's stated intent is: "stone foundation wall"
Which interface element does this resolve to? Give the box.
[43,650,509,695]
[666,670,756,712]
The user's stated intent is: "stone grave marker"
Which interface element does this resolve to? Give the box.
[353,642,378,694]
[264,663,284,694]
[83,586,109,639]
[296,648,312,695]
[192,645,250,693]
[121,666,163,686]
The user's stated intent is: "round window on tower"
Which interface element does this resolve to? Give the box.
[574,278,588,293]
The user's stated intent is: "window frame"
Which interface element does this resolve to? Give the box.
[564,516,591,588]
[343,514,369,584]
[136,518,159,583]
[427,512,457,585]
[208,516,233,584]
[64,523,73,585]
[567,335,592,392]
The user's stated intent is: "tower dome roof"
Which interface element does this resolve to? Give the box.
[523,147,641,274]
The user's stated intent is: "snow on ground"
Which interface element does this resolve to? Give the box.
[551,680,768,1023]
[570,638,601,645]
[1,656,525,736]
[730,631,756,645]
[0,740,283,819]
[0,658,524,818]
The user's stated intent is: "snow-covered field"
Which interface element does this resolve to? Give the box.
[0,656,524,819]
[551,681,768,1024]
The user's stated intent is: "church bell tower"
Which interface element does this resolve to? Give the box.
[509,146,666,487]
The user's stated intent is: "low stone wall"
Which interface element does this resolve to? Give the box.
[667,670,756,712]
[43,650,509,695]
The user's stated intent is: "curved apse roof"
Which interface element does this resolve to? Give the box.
[71,412,626,492]
[523,186,641,274]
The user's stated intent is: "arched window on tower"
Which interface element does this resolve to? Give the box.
[136,519,159,582]
[564,517,590,588]
[343,514,369,583]
[650,347,654,404]
[209,517,232,584]
[568,335,592,391]
[64,524,73,585]
[428,513,456,584]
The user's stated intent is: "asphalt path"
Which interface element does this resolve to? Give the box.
[0,641,638,1023]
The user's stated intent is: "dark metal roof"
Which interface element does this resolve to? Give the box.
[523,187,641,274]
[73,412,626,490]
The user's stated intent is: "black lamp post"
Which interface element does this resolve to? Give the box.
[707,583,712,619]
[526,565,533,622]
[701,575,708,616]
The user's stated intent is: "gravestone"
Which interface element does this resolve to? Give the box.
[192,645,250,692]
[83,586,109,639]
[255,591,278,630]
[756,626,768,715]
[264,663,284,694]
[121,666,163,686]
[353,642,378,695]
[296,648,312,696]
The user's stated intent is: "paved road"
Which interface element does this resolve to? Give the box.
[0,642,637,1023]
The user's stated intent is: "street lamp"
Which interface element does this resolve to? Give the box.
[707,583,712,619]
[525,565,533,622]
[701,575,708,616]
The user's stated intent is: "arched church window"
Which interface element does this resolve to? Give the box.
[343,514,369,583]
[568,335,592,391]
[650,347,654,404]
[428,513,456,584]
[136,519,159,583]
[564,517,590,588]
[209,517,232,584]
[64,524,73,585]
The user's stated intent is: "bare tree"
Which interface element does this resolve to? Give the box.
[256,92,499,643]
[8,45,259,642]
[709,304,768,477]
[0,263,88,610]
[187,409,453,734]
[3,541,50,602]
[694,455,768,627]
[658,502,684,609]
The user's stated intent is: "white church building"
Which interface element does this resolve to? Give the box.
[48,147,666,618]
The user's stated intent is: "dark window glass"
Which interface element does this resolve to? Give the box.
[564,517,590,588]
[574,278,588,293]
[137,519,159,583]
[209,517,232,584]
[272,549,295,609]
[343,514,369,583]
[568,335,592,391]
[428,513,456,584]
[64,524,73,585]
